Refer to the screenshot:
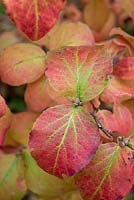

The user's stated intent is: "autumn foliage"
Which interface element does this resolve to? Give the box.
[1,0,134,200]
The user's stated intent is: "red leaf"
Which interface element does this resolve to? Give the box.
[29,105,100,177]
[0,43,46,86]
[45,46,113,102]
[3,0,65,40]
[75,143,133,200]
[97,105,132,137]
[113,57,134,80]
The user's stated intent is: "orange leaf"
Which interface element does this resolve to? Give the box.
[0,43,46,86]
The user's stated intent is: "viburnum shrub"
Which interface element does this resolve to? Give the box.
[1,0,134,200]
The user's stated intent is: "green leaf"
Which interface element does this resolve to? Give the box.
[0,150,26,200]
[22,151,76,199]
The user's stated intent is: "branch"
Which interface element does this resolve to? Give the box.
[90,101,134,151]
[90,111,113,139]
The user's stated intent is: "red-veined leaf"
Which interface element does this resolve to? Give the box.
[113,57,134,80]
[29,105,100,177]
[25,76,55,112]
[3,0,65,40]
[35,21,95,50]
[75,143,133,200]
[97,105,132,137]
[101,76,134,104]
[45,46,113,102]
[0,150,26,200]
[0,43,46,86]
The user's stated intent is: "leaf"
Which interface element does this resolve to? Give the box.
[45,46,113,102]
[0,95,6,117]
[100,12,116,40]
[25,76,55,112]
[115,0,134,22]
[29,105,100,177]
[3,0,65,40]
[0,43,46,86]
[75,143,133,200]
[101,76,134,104]
[0,103,12,145]
[22,151,76,199]
[0,31,20,53]
[123,100,134,122]
[60,190,83,200]
[46,80,71,105]
[35,21,95,50]
[97,105,132,137]
[113,57,134,80]
[0,150,26,200]
[110,28,134,56]
[83,0,110,32]
[4,111,38,147]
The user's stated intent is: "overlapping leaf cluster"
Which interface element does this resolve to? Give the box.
[0,0,134,200]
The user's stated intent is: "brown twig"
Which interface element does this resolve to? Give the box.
[90,101,134,150]
[90,111,113,139]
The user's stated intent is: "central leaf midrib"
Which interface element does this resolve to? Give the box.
[15,55,46,66]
